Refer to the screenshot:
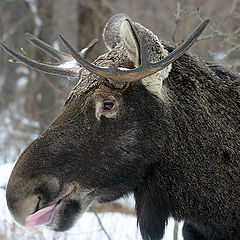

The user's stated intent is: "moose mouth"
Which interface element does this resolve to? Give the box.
[25,203,57,229]
[25,191,94,232]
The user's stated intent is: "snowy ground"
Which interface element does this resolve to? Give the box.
[0,163,183,240]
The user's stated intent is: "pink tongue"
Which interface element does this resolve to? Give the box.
[25,204,56,230]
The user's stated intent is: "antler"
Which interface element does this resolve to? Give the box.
[0,34,98,78]
[59,19,209,82]
[24,33,73,62]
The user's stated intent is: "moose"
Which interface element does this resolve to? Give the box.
[1,13,240,240]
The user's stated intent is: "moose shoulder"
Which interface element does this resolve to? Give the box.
[1,14,240,240]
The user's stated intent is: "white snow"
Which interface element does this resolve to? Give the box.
[0,98,39,164]
[36,93,42,101]
[17,77,28,88]
[213,52,227,62]
[16,66,30,75]
[25,0,42,36]
[0,163,14,186]
[115,194,135,209]
[52,40,60,51]
[58,59,79,69]
[0,72,6,86]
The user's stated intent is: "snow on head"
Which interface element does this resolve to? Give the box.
[58,59,79,69]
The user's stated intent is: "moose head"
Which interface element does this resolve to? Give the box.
[3,13,240,240]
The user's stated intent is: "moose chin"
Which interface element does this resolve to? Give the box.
[1,13,240,240]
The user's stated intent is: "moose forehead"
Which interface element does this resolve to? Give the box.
[65,44,135,104]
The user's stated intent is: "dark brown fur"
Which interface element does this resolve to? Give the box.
[4,14,240,240]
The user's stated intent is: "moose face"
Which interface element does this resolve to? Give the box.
[2,14,208,232]
[6,55,153,232]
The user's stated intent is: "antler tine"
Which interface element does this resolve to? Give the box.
[25,33,98,61]
[149,19,210,70]
[139,38,150,68]
[25,33,72,62]
[59,34,113,75]
[0,42,79,77]
[59,19,209,83]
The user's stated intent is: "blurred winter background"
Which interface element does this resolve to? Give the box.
[0,0,239,239]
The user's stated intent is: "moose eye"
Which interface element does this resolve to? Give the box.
[103,102,115,111]
[96,100,118,119]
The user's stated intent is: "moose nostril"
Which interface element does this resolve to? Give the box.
[34,196,41,213]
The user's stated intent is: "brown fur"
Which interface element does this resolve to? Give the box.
[4,14,240,240]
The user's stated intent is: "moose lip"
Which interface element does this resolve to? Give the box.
[25,201,61,229]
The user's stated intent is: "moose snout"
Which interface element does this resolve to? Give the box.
[6,187,42,226]
[6,172,62,227]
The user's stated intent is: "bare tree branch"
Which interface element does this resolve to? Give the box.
[174,221,179,240]
[93,210,112,240]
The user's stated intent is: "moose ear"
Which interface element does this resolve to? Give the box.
[134,177,170,240]
[120,20,140,67]
[103,13,130,50]
[102,14,140,66]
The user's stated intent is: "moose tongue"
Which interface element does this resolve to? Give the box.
[25,204,56,230]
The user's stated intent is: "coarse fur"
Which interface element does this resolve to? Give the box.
[5,14,240,240]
